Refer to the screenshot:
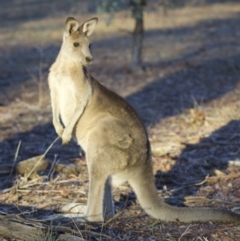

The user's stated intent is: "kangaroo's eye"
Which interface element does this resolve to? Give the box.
[73,43,79,47]
[89,44,92,49]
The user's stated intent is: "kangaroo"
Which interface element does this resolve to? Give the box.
[48,17,240,223]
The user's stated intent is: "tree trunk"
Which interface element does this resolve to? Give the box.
[131,1,145,70]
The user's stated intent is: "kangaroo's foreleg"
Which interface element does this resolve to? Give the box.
[62,89,92,145]
[49,87,64,137]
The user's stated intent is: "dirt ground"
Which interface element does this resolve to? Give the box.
[1,0,240,240]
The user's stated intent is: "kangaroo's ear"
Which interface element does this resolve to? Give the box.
[81,18,98,36]
[65,17,79,35]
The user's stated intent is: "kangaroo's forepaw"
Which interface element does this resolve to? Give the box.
[61,130,72,145]
[62,137,71,145]
[55,124,64,138]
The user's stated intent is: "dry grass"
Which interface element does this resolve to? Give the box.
[1,0,240,240]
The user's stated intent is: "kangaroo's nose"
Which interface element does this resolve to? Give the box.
[86,57,93,63]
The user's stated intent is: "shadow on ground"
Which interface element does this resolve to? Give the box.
[155,120,240,206]
[0,122,82,190]
[127,53,240,126]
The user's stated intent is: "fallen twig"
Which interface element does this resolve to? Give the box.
[10,140,21,177]
[25,137,60,180]
[178,224,192,241]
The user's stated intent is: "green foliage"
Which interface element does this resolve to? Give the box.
[97,0,127,14]
[97,0,144,22]
[96,0,121,23]
[96,0,182,21]
[131,0,144,21]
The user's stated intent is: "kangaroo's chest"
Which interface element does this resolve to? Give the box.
[56,76,78,125]
[57,77,76,101]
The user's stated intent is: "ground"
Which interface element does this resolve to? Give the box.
[0,0,240,240]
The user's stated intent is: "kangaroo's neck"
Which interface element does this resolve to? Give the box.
[53,53,89,81]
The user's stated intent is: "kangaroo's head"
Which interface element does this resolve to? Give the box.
[62,17,98,65]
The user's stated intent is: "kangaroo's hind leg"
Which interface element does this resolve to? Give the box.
[84,149,115,222]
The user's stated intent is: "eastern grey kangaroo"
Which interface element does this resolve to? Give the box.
[48,17,240,222]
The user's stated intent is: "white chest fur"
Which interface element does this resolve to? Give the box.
[57,77,77,126]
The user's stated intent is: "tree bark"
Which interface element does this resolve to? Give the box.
[131,1,145,70]
[0,214,85,241]
[0,215,46,241]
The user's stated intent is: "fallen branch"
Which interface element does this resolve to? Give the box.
[0,214,46,241]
